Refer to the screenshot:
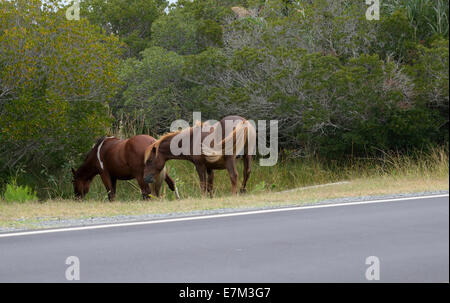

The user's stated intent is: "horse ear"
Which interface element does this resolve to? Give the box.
[71,168,76,176]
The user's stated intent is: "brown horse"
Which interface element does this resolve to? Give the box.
[143,116,256,196]
[72,135,179,201]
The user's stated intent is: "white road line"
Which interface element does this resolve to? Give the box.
[0,194,448,238]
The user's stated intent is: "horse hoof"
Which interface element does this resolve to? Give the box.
[240,188,247,194]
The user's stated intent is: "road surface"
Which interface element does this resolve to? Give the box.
[0,195,448,282]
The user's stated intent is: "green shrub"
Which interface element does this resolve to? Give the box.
[2,180,38,203]
[0,0,122,182]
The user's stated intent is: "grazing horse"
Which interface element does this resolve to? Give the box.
[72,135,179,201]
[143,116,256,196]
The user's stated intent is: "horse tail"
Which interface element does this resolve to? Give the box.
[204,120,254,163]
[235,120,256,157]
[244,121,256,156]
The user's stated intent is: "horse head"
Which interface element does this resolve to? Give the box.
[71,167,92,199]
[143,143,166,184]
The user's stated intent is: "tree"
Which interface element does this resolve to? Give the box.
[117,47,195,135]
[151,0,228,55]
[407,39,449,143]
[182,0,427,156]
[116,0,449,158]
[0,0,123,175]
[382,0,449,41]
[81,0,167,57]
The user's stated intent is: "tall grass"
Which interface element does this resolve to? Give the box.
[4,141,447,202]
[55,145,448,201]
[383,0,449,39]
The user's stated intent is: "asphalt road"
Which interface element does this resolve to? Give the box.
[0,195,448,282]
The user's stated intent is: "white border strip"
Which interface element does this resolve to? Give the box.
[0,194,448,238]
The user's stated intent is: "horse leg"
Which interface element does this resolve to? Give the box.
[225,157,239,196]
[240,155,252,194]
[111,177,117,199]
[165,173,180,200]
[153,172,163,198]
[100,172,115,202]
[195,164,208,196]
[136,175,152,200]
[207,168,214,198]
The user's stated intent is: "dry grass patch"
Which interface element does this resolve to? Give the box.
[1,173,447,230]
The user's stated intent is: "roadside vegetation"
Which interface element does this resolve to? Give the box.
[0,146,447,229]
[0,0,448,224]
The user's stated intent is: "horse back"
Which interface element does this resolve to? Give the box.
[104,135,156,179]
[124,135,156,167]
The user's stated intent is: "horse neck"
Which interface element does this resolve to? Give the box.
[76,155,99,181]
[158,134,191,161]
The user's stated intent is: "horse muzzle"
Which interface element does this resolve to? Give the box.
[144,174,155,184]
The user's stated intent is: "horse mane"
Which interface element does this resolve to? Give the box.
[82,136,107,162]
[74,136,114,178]
[144,131,181,163]
[144,121,207,163]
[143,120,256,164]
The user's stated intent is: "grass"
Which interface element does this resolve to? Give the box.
[0,146,448,230]
[383,0,449,38]
[2,179,38,203]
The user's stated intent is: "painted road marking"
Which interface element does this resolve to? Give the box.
[0,194,448,238]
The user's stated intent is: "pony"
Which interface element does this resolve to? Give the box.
[72,135,179,201]
[143,116,256,196]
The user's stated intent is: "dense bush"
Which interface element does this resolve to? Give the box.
[0,0,123,190]
[81,0,167,58]
[0,0,448,198]
[114,0,448,158]
[117,46,195,135]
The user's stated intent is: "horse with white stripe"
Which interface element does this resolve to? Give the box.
[72,135,179,201]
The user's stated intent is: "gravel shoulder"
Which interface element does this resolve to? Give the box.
[1,190,447,233]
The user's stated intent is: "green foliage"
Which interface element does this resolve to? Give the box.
[0,0,122,185]
[117,46,193,135]
[318,107,444,158]
[2,179,38,203]
[1,0,448,200]
[407,39,449,144]
[178,0,448,158]
[383,0,449,41]
[151,10,200,55]
[81,0,167,57]
[151,2,225,55]
[408,39,449,112]
[113,0,449,159]
[375,10,416,61]
[175,0,242,21]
